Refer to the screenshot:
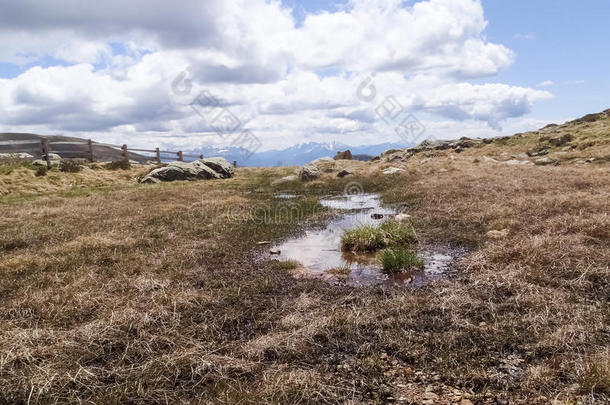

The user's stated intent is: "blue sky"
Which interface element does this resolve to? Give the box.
[0,0,607,150]
[282,0,609,122]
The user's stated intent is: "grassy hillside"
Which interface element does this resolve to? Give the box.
[0,114,608,403]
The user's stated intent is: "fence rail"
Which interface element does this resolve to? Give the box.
[0,138,224,168]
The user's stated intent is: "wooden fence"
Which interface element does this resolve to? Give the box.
[0,138,226,168]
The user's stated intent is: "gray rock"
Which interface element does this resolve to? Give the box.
[140,161,222,183]
[504,159,533,166]
[200,157,234,179]
[32,153,62,166]
[0,152,34,159]
[307,157,336,172]
[535,157,557,166]
[299,164,322,181]
[381,148,403,157]
[382,167,405,175]
[298,157,337,181]
[395,213,411,222]
[548,133,573,147]
[271,175,298,185]
[337,169,352,178]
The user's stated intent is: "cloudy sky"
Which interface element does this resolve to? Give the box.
[0,0,608,151]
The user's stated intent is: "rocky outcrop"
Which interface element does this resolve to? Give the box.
[200,157,234,178]
[376,137,487,163]
[0,152,34,159]
[140,158,234,183]
[410,137,484,153]
[298,157,338,181]
[333,150,353,160]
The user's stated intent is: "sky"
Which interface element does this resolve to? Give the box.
[0,0,608,152]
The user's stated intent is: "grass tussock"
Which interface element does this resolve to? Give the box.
[275,259,300,270]
[59,159,83,173]
[378,247,423,273]
[341,221,415,251]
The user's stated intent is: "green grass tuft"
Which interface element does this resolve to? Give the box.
[378,247,423,273]
[341,221,415,251]
[275,260,300,270]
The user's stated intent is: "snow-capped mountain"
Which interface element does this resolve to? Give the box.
[188,141,410,167]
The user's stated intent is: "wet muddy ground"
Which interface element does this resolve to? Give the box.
[272,193,460,287]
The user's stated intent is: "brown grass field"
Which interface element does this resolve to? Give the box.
[0,114,609,404]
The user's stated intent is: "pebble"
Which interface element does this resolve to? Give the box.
[423,392,439,400]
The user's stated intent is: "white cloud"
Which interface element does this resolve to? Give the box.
[537,80,554,87]
[0,0,552,151]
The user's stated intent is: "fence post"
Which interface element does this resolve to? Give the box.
[155,147,161,164]
[177,151,183,162]
[121,144,129,163]
[40,137,51,168]
[87,139,94,162]
[233,160,237,168]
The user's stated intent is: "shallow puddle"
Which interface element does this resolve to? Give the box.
[272,193,457,287]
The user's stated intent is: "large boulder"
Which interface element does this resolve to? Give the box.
[308,157,337,172]
[200,157,234,179]
[140,159,233,183]
[299,164,322,181]
[333,150,353,160]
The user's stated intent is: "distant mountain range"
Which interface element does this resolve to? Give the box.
[190,141,411,167]
[1,133,409,167]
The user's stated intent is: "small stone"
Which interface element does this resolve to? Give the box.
[269,249,281,255]
[337,169,352,178]
[460,400,474,405]
[486,229,509,239]
[423,392,439,400]
[585,158,595,163]
[535,157,556,165]
[382,167,406,175]
[371,213,384,219]
[395,214,411,222]
[504,159,534,166]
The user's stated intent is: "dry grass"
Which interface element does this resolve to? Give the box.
[0,162,154,201]
[0,144,609,403]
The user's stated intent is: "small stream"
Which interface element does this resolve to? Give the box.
[271,193,456,287]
